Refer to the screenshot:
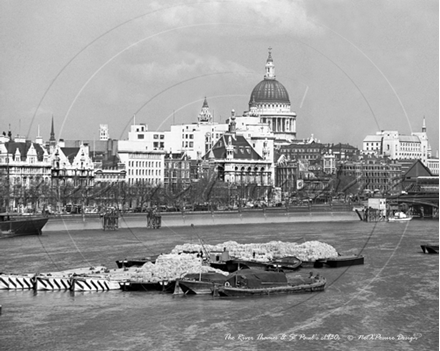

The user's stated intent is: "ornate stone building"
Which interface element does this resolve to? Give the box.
[247,50,297,144]
[203,116,273,186]
[0,134,51,211]
[51,142,95,187]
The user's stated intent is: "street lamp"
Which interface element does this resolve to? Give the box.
[6,151,10,212]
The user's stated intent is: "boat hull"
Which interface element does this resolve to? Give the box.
[421,245,439,254]
[388,217,412,222]
[300,260,325,268]
[71,278,121,291]
[115,257,157,268]
[174,280,214,295]
[0,217,48,238]
[214,278,326,297]
[120,280,172,291]
[325,255,364,268]
[209,261,239,273]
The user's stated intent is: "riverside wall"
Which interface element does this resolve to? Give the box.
[44,206,359,232]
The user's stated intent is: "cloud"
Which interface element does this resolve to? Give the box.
[124,53,255,82]
[30,106,54,117]
[146,0,322,37]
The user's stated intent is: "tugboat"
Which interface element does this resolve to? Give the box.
[213,269,326,298]
[0,212,48,238]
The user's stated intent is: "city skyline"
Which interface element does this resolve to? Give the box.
[0,0,438,152]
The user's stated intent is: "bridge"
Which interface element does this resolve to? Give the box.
[386,192,439,218]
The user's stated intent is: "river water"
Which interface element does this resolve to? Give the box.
[0,219,438,351]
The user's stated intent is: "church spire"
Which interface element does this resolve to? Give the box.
[422,116,426,133]
[49,115,56,143]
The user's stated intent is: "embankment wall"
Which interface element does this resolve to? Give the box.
[44,209,358,232]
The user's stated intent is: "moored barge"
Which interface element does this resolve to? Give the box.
[325,255,365,267]
[0,213,48,238]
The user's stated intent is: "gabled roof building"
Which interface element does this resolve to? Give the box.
[203,115,274,186]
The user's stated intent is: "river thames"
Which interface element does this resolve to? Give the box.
[0,219,438,351]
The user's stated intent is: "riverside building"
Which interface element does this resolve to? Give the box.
[51,141,95,187]
[117,124,165,186]
[203,113,274,186]
[0,132,52,211]
[362,117,434,169]
[164,97,229,160]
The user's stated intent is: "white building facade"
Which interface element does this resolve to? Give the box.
[362,118,433,171]
[118,125,165,186]
[164,98,229,160]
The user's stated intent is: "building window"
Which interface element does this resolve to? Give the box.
[138,134,144,139]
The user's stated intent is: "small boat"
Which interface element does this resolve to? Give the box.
[213,269,326,297]
[0,213,48,238]
[115,255,158,268]
[420,244,439,254]
[270,256,302,271]
[388,212,412,222]
[173,272,228,295]
[325,255,364,268]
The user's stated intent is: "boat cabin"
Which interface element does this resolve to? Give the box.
[209,250,230,263]
[182,272,228,283]
[225,269,288,288]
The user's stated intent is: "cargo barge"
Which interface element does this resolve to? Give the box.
[0,213,48,238]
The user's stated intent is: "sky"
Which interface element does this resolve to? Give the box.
[0,0,438,152]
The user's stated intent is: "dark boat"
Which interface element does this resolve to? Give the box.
[213,269,326,297]
[0,213,48,238]
[209,260,238,272]
[173,272,228,295]
[420,244,439,254]
[115,255,158,268]
[120,280,171,291]
[324,255,364,268]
